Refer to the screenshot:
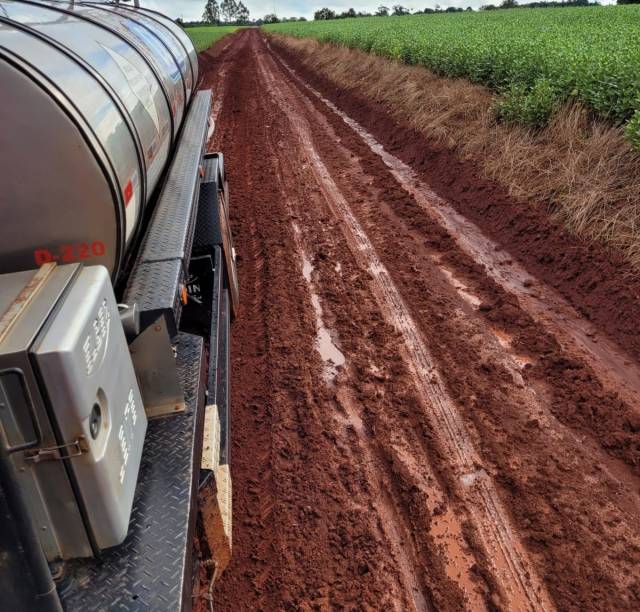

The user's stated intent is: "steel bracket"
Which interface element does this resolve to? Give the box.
[128,315,186,418]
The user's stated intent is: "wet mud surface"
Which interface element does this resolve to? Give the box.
[199,30,640,611]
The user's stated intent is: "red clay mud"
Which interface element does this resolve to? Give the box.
[198,30,640,612]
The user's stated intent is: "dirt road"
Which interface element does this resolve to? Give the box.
[200,30,640,611]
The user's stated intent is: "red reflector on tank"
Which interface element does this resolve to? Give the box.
[123,180,133,206]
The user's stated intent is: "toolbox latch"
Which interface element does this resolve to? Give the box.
[24,436,89,463]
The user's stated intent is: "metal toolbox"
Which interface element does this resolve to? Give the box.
[0,263,147,560]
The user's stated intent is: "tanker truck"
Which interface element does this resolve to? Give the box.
[0,2,238,609]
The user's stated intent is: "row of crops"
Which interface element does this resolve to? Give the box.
[186,25,240,52]
[263,7,640,149]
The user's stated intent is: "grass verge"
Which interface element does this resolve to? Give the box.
[186,25,240,52]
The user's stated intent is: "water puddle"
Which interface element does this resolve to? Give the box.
[293,223,345,382]
[311,291,346,377]
[460,469,487,487]
[438,266,482,309]
[209,67,229,133]
[301,252,313,282]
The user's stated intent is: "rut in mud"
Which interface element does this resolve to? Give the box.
[200,30,640,611]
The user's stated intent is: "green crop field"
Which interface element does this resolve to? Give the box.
[186,25,240,52]
[264,7,640,148]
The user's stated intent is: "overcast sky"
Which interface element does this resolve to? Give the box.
[144,0,613,23]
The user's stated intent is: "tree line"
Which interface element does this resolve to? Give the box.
[191,0,637,29]
[201,0,250,25]
[309,0,603,20]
